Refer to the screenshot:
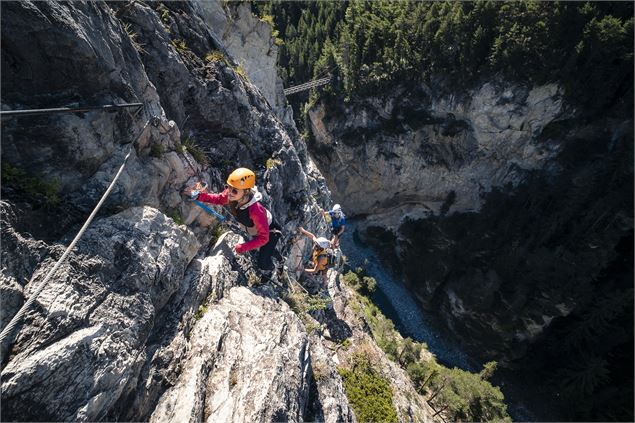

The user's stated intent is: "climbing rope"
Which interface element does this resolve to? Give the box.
[0,102,144,119]
[0,114,154,345]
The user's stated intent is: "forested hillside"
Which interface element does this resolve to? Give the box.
[255,1,632,113]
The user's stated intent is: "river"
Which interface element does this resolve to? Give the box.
[339,220,541,422]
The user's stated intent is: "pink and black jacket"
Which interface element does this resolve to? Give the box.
[196,187,274,253]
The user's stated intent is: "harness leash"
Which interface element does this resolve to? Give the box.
[191,194,244,234]
[193,200,225,221]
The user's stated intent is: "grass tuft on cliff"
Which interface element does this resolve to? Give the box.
[337,352,399,423]
[1,162,61,206]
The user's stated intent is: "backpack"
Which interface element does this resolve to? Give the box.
[323,248,339,269]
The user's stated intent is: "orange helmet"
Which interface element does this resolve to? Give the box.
[227,167,255,189]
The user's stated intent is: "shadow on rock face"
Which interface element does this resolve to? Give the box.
[322,308,353,344]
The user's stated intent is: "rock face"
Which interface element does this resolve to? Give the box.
[192,0,293,126]
[0,2,434,422]
[1,0,311,230]
[1,207,200,421]
[308,81,564,226]
[149,286,310,423]
[323,271,435,423]
[1,1,165,209]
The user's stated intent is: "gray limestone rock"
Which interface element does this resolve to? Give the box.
[150,286,310,423]
[306,333,356,423]
[1,206,199,421]
[192,0,294,126]
[308,80,565,223]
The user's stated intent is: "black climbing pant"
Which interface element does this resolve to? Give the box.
[258,230,282,271]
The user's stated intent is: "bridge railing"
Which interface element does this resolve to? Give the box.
[283,76,331,96]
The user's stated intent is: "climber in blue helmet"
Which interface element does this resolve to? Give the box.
[323,204,346,248]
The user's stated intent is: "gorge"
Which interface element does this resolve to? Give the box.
[1,1,633,422]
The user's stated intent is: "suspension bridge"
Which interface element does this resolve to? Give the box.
[283,75,331,96]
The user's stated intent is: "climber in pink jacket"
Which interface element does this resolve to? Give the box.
[184,168,282,272]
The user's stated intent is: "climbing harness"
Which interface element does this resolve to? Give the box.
[178,158,280,286]
[281,206,345,294]
[0,105,156,345]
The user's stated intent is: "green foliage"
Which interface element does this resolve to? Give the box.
[283,290,326,336]
[260,14,275,27]
[262,1,632,113]
[428,366,511,422]
[260,14,284,46]
[2,162,25,186]
[205,50,229,65]
[339,338,351,350]
[284,291,306,315]
[558,353,610,399]
[345,271,510,422]
[356,294,399,361]
[171,39,188,53]
[212,224,226,241]
[407,362,436,393]
[306,294,331,312]
[1,162,60,206]
[361,276,376,293]
[265,157,281,169]
[252,1,347,88]
[342,269,376,295]
[150,142,164,158]
[547,287,634,420]
[174,142,186,154]
[194,304,208,321]
[122,22,146,54]
[398,337,422,368]
[342,270,359,287]
[234,65,249,81]
[305,321,321,335]
[337,353,399,423]
[182,138,209,166]
[159,7,170,28]
[284,290,330,318]
[247,272,260,286]
[479,360,498,381]
[166,209,183,225]
[564,290,632,350]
